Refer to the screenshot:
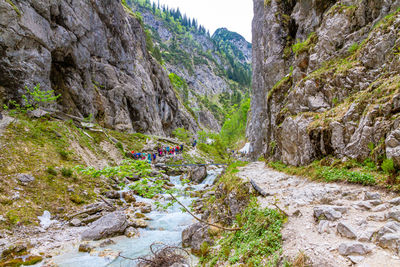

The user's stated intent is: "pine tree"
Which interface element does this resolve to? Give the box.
[192,18,197,29]
[152,46,162,63]
[183,14,188,27]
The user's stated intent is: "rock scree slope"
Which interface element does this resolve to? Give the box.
[0,0,197,135]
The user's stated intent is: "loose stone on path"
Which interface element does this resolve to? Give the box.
[237,162,400,267]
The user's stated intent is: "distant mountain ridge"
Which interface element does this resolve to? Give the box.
[127,0,252,131]
[213,27,252,65]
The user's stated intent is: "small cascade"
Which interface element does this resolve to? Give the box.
[44,168,223,267]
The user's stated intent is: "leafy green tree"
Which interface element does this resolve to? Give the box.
[198,130,208,143]
[172,127,193,143]
[4,83,60,113]
[220,97,251,147]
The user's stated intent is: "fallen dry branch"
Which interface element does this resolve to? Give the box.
[168,193,241,231]
[118,243,190,267]
[99,195,117,211]
[272,202,289,217]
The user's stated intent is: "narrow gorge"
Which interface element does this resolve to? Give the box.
[1,0,400,266]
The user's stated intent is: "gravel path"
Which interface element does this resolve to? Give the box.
[238,162,400,267]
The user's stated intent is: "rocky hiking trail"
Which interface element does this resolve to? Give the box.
[237,162,400,267]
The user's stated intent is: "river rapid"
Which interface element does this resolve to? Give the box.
[38,167,223,267]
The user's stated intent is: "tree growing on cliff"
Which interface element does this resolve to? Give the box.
[4,83,60,113]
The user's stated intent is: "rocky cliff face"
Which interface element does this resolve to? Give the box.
[212,28,252,66]
[0,0,197,135]
[248,0,400,165]
[131,2,252,131]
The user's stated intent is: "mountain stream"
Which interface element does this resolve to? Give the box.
[39,168,223,267]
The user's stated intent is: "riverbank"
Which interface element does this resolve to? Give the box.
[0,114,228,266]
[181,161,287,266]
[0,162,223,267]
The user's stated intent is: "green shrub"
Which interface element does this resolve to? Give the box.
[115,142,124,151]
[169,73,189,104]
[346,171,376,185]
[197,130,209,144]
[348,42,360,54]
[75,159,152,180]
[172,127,192,143]
[318,167,376,185]
[58,150,71,160]
[220,98,250,147]
[292,32,317,56]
[200,241,210,257]
[69,194,85,204]
[6,210,20,225]
[61,167,73,177]
[46,167,57,176]
[203,199,285,265]
[169,73,187,89]
[382,158,395,174]
[363,158,376,170]
[268,161,288,172]
[6,84,60,112]
[368,142,375,153]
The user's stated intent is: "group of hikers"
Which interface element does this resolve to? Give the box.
[128,140,197,164]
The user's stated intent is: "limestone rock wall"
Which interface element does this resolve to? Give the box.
[249,0,400,165]
[0,0,198,135]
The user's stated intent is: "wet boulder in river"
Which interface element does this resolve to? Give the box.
[189,166,207,184]
[122,191,136,203]
[81,211,129,240]
[182,222,212,255]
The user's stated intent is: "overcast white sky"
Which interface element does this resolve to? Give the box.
[151,0,253,42]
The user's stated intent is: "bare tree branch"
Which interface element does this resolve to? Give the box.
[168,193,241,231]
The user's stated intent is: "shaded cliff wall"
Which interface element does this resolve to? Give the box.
[0,0,198,135]
[248,0,400,165]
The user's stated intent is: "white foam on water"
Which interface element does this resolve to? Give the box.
[45,168,223,267]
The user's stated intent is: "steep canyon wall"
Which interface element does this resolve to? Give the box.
[248,0,400,166]
[0,0,198,135]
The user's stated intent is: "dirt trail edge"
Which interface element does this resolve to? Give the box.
[237,162,400,267]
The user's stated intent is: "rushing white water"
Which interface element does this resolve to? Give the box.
[44,168,223,267]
